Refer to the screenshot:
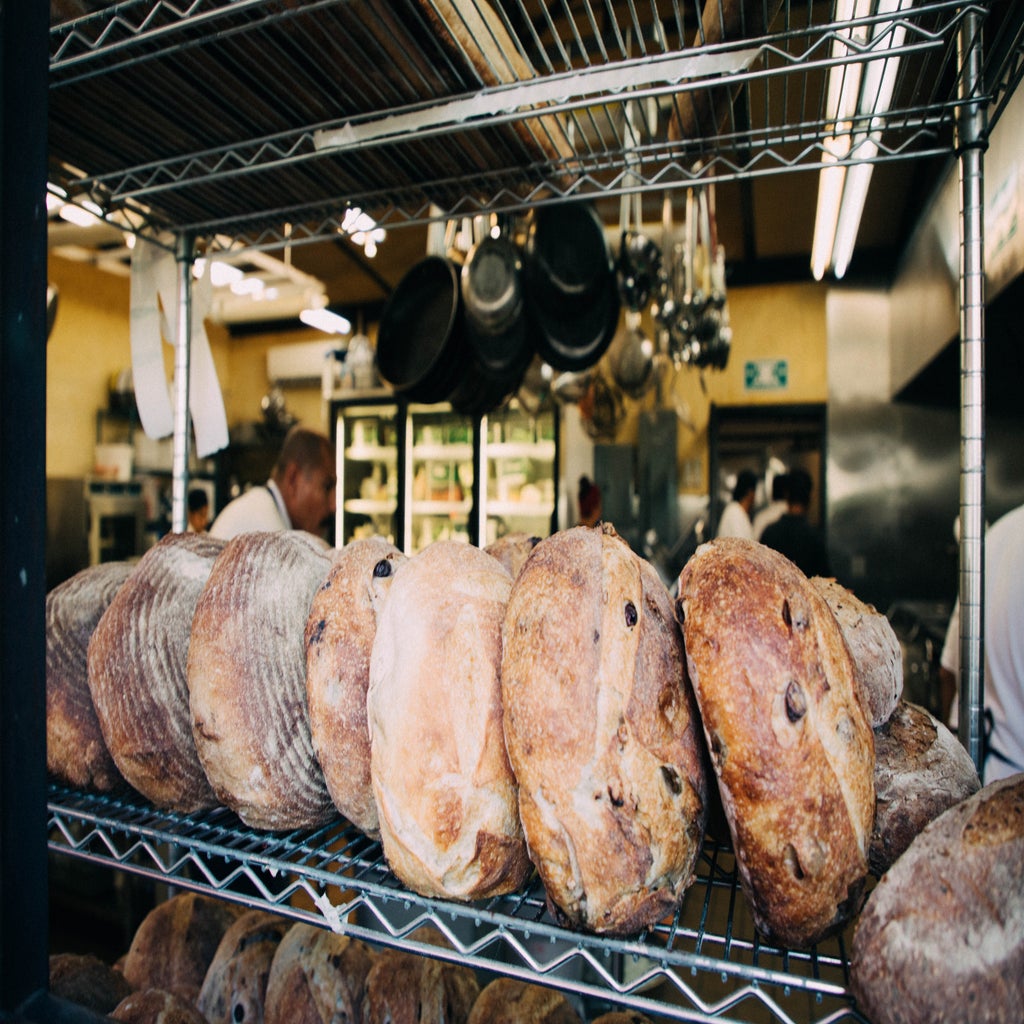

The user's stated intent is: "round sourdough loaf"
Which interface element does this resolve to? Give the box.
[810,575,903,727]
[45,561,133,791]
[467,978,581,1024]
[122,892,244,1005]
[304,537,406,837]
[196,909,292,1024]
[187,530,334,830]
[869,699,980,875]
[263,922,374,1024]
[48,952,133,1014]
[502,524,707,936]
[367,540,530,901]
[675,538,874,949]
[110,989,209,1024]
[484,532,539,579]
[87,533,224,812]
[851,774,1024,1024]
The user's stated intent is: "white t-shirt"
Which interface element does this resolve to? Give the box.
[209,480,291,540]
[717,500,754,540]
[940,503,1024,781]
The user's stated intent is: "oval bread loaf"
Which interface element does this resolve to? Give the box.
[111,989,209,1024]
[48,952,133,1014]
[368,540,530,901]
[304,536,406,837]
[675,538,874,948]
[502,524,707,935]
[467,977,581,1024]
[88,532,225,812]
[45,561,133,791]
[869,699,981,876]
[851,774,1024,1024]
[484,532,539,579]
[188,530,335,830]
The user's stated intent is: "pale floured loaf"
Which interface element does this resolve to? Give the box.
[263,922,374,1024]
[851,775,1024,1024]
[187,530,335,830]
[87,533,224,812]
[467,977,581,1024]
[869,699,980,875]
[45,561,133,791]
[675,538,874,948]
[502,524,707,936]
[810,575,903,727]
[367,540,531,901]
[304,537,406,837]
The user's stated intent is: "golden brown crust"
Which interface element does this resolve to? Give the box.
[368,541,530,901]
[502,524,707,935]
[87,533,224,812]
[467,977,581,1024]
[46,562,133,791]
[851,775,1024,1024]
[304,537,406,837]
[483,533,540,579]
[675,538,874,948]
[111,989,209,1024]
[187,531,335,830]
[49,952,133,1014]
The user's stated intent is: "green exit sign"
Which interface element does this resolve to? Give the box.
[744,359,789,390]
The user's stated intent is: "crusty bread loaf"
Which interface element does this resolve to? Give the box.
[87,533,224,812]
[122,892,244,1005]
[869,699,981,876]
[49,952,133,1014]
[196,909,292,1024]
[45,561,133,791]
[484,533,539,579]
[304,537,406,837]
[502,524,707,935]
[367,540,531,901]
[851,774,1024,1024]
[188,530,335,830]
[675,538,874,948]
[263,922,374,1024]
[810,576,903,727]
[467,977,581,1024]
[589,1015,655,1024]
[110,988,209,1024]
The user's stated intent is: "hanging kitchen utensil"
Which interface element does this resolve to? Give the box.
[608,309,656,400]
[551,368,594,405]
[578,370,625,442]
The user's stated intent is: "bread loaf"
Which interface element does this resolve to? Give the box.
[188,530,335,830]
[675,538,874,948]
[502,524,707,935]
[869,699,981,876]
[110,989,209,1024]
[49,952,133,1014]
[196,909,292,1024]
[590,1015,655,1024]
[87,533,224,812]
[810,576,903,727]
[304,537,406,837]
[467,978,581,1024]
[367,540,531,901]
[263,922,374,1024]
[484,533,539,579]
[122,892,244,1005]
[45,561,133,791]
[850,774,1024,1024]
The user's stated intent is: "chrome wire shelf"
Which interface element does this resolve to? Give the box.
[47,0,1024,254]
[48,783,867,1023]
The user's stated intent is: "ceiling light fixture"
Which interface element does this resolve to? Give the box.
[299,307,352,335]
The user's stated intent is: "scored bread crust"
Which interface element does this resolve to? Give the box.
[188,530,335,830]
[46,561,134,791]
[467,977,582,1024]
[502,524,707,935]
[676,538,874,948]
[367,540,530,901]
[87,533,224,812]
[304,537,406,837]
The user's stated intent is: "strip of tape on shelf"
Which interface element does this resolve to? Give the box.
[130,237,176,440]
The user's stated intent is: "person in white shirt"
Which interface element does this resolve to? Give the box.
[752,472,789,541]
[716,469,758,540]
[938,501,1024,782]
[210,425,336,542]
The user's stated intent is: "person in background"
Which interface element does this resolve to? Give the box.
[716,469,758,540]
[760,467,830,577]
[752,472,789,541]
[209,425,336,541]
[186,488,210,533]
[938,501,1024,782]
[578,476,603,527]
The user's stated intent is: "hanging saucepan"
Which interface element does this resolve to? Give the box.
[376,256,466,404]
[523,202,621,372]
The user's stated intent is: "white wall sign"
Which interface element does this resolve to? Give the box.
[744,359,789,391]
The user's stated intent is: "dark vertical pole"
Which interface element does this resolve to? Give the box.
[1,0,51,1011]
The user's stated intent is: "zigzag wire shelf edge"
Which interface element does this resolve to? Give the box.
[47,784,868,1024]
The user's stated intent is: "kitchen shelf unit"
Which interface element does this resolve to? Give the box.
[2,0,1019,1017]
